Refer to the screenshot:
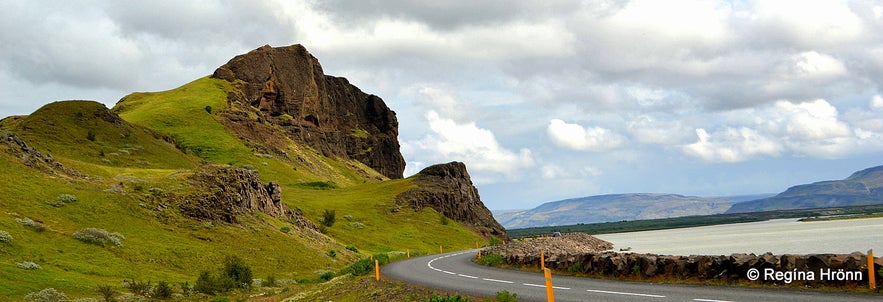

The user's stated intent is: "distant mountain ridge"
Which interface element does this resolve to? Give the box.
[496,193,741,229]
[726,165,883,213]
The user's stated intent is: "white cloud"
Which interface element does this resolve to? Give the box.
[547,119,627,151]
[683,127,783,162]
[541,164,602,180]
[872,95,883,110]
[402,111,534,183]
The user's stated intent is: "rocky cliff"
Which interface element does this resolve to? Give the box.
[395,162,508,240]
[178,165,316,230]
[212,44,405,179]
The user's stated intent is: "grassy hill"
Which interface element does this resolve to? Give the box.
[0,77,485,301]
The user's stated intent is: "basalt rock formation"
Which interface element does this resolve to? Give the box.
[396,162,508,240]
[1,133,84,179]
[179,165,316,230]
[212,44,405,179]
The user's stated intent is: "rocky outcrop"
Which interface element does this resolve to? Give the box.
[178,165,316,230]
[395,162,508,240]
[491,249,882,286]
[1,132,83,179]
[212,44,405,179]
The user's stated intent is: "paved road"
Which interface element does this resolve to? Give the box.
[383,250,881,302]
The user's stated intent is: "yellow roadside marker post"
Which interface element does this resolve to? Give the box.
[869,249,876,289]
[541,252,546,270]
[375,259,380,281]
[544,268,555,302]
[440,245,443,253]
[407,249,410,258]
[478,250,482,260]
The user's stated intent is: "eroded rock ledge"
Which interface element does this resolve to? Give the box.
[395,161,508,240]
[178,165,316,230]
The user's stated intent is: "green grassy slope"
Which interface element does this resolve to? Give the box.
[0,78,486,300]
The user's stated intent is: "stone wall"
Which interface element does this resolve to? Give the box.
[490,250,883,286]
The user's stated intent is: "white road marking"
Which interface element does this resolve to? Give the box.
[482,278,515,284]
[523,283,570,290]
[693,299,734,302]
[458,274,479,279]
[587,289,666,298]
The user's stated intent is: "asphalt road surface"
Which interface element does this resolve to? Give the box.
[383,250,881,302]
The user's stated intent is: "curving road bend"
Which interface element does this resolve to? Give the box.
[383,250,880,302]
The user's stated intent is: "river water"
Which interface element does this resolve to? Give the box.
[594,217,883,255]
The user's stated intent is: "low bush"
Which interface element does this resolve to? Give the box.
[477,253,503,267]
[125,280,151,296]
[194,256,253,295]
[16,217,46,232]
[340,258,374,276]
[0,230,12,244]
[345,245,359,253]
[280,226,291,233]
[72,228,124,247]
[95,285,117,302]
[24,288,68,302]
[16,262,42,270]
[319,271,335,281]
[322,209,336,227]
[327,250,336,258]
[494,290,518,302]
[152,281,173,300]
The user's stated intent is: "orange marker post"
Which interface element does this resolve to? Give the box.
[375,259,380,281]
[478,250,482,260]
[544,268,555,302]
[869,249,877,289]
[540,252,546,270]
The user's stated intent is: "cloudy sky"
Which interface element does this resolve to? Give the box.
[2,0,883,210]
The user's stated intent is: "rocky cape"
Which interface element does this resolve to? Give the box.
[212,44,405,179]
[727,165,883,213]
[396,162,508,240]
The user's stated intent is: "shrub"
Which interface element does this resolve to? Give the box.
[222,255,253,289]
[322,209,336,227]
[425,294,470,302]
[86,131,96,141]
[72,228,124,247]
[0,230,12,244]
[125,280,151,296]
[495,290,518,302]
[280,226,291,233]
[57,194,78,203]
[440,216,450,225]
[24,288,68,302]
[204,106,212,114]
[152,281,173,300]
[327,250,336,258]
[340,258,374,276]
[195,271,220,295]
[345,245,359,253]
[262,275,277,287]
[95,285,117,302]
[319,271,335,281]
[16,218,46,232]
[477,253,503,267]
[568,262,584,273]
[16,261,42,270]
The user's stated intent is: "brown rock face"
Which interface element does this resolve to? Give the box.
[395,162,508,240]
[212,44,405,179]
[179,165,316,230]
